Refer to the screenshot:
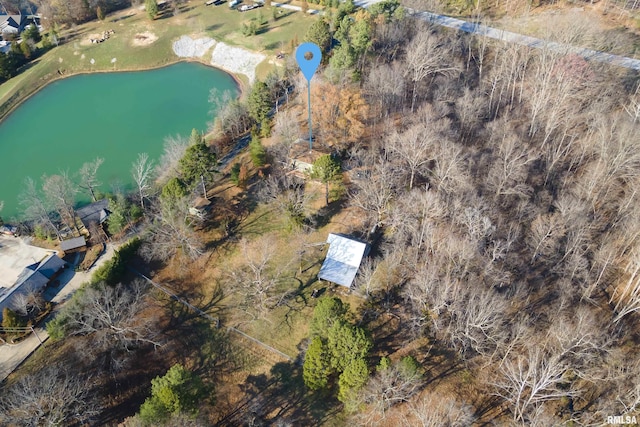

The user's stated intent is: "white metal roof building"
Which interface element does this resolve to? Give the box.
[318,233,370,288]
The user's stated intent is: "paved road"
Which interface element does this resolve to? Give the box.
[351,0,640,71]
[0,244,116,383]
[412,9,640,71]
[219,133,252,168]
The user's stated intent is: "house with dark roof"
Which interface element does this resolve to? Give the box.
[60,236,87,253]
[33,252,66,278]
[318,233,370,288]
[77,199,111,229]
[0,253,65,320]
[0,14,27,34]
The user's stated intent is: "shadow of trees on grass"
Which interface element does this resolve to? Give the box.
[215,361,343,426]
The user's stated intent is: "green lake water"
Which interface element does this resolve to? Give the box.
[0,62,238,220]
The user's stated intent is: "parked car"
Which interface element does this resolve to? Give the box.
[229,0,240,8]
[0,224,17,236]
[238,2,262,11]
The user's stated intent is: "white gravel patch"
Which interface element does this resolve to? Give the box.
[210,42,266,83]
[172,36,217,58]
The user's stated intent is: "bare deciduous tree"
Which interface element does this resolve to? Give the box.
[597,349,640,422]
[349,159,398,231]
[210,90,251,140]
[42,172,79,232]
[388,122,434,190]
[143,200,204,261]
[403,389,476,426]
[486,118,535,199]
[405,27,458,112]
[610,248,640,324]
[352,362,424,424]
[455,87,487,143]
[528,212,566,264]
[388,188,447,268]
[493,346,573,423]
[132,152,155,209]
[482,40,533,119]
[365,62,406,119]
[260,174,311,229]
[270,109,301,169]
[547,307,608,378]
[456,204,494,246]
[624,84,640,123]
[430,139,469,196]
[156,135,189,184]
[353,257,380,299]
[11,290,44,317]
[402,232,476,336]
[20,177,62,239]
[64,281,162,352]
[447,288,507,358]
[0,365,97,426]
[228,236,294,321]
[78,157,104,202]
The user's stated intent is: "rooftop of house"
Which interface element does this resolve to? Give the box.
[0,252,65,305]
[60,236,87,252]
[318,233,370,288]
[0,13,25,32]
[0,235,51,289]
[77,199,110,226]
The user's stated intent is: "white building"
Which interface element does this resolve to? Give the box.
[318,233,370,288]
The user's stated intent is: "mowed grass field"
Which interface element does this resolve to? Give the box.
[0,0,316,118]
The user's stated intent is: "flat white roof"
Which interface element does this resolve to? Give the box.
[0,235,52,289]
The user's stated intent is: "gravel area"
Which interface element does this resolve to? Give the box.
[172,36,266,82]
[172,35,217,58]
[210,42,266,83]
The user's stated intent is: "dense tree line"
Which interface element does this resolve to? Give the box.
[257,1,640,423]
[346,8,639,426]
[34,0,131,26]
[0,24,47,84]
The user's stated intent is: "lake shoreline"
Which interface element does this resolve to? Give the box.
[0,61,239,220]
[0,56,245,126]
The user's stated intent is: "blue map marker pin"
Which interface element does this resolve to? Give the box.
[295,43,322,151]
[296,42,322,82]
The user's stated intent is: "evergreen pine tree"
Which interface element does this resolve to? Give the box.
[146,0,158,20]
[303,336,332,390]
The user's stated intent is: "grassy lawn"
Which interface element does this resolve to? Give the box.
[0,1,316,119]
